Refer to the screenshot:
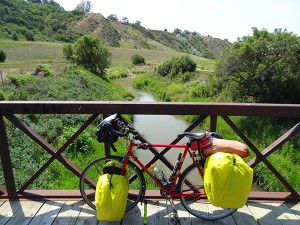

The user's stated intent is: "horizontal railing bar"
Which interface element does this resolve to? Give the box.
[1,101,300,116]
[0,190,299,201]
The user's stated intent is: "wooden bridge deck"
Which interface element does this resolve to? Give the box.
[1,199,300,225]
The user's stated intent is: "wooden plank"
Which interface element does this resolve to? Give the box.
[76,202,98,225]
[247,202,282,225]
[29,200,65,225]
[286,202,300,218]
[4,200,44,225]
[0,200,299,225]
[51,200,83,225]
[122,203,144,225]
[208,204,236,225]
[0,200,25,224]
[232,205,258,225]
[97,220,120,225]
[187,202,221,225]
[266,202,300,225]
[172,201,191,225]
[147,200,169,225]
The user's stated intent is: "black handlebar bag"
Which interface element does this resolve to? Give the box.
[95,119,120,144]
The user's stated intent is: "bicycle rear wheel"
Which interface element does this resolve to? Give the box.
[79,156,146,212]
[178,163,236,221]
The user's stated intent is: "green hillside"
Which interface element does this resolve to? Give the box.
[0,0,231,59]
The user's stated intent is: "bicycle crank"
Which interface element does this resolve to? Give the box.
[167,196,181,225]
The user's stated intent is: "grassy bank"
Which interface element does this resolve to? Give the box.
[0,40,214,76]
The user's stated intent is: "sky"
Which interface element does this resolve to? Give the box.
[55,0,300,43]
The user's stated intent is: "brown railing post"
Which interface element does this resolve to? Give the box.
[210,115,218,132]
[0,116,16,196]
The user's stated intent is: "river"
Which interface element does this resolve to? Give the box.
[113,76,191,177]
[113,76,189,143]
[113,76,262,191]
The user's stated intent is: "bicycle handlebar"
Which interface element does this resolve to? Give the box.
[96,114,138,152]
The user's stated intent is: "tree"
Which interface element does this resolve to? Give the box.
[134,21,141,26]
[73,35,112,75]
[107,14,118,22]
[62,43,74,62]
[0,50,6,62]
[120,17,129,24]
[76,0,92,12]
[25,31,35,41]
[214,28,300,103]
[173,28,182,35]
[12,32,18,41]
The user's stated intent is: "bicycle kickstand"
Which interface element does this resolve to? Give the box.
[167,196,181,225]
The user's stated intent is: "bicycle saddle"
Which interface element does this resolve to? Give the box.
[178,130,207,139]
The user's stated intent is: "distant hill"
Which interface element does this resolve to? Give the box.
[0,0,232,59]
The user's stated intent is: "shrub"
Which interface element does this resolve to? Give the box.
[63,43,74,62]
[107,67,128,79]
[34,65,51,77]
[58,127,94,157]
[131,54,145,65]
[6,74,35,87]
[12,32,18,41]
[156,55,196,79]
[0,50,6,62]
[0,90,6,100]
[25,31,35,41]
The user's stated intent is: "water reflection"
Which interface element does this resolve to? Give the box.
[132,91,191,175]
[133,92,188,144]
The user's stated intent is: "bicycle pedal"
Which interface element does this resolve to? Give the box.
[171,218,181,225]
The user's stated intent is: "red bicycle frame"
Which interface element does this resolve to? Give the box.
[121,140,206,198]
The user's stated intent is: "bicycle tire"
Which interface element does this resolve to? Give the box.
[79,155,146,212]
[178,163,237,221]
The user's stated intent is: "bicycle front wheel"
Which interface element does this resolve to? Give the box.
[178,163,236,221]
[79,156,146,212]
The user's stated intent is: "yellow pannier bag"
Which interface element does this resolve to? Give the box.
[95,173,129,221]
[204,152,253,209]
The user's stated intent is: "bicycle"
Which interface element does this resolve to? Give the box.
[79,114,237,222]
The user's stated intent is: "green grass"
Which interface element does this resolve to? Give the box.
[0,40,214,77]
[0,40,66,75]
